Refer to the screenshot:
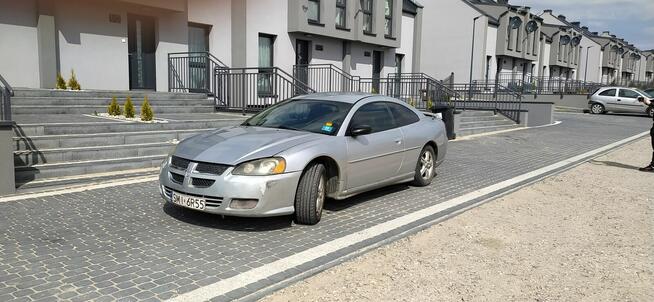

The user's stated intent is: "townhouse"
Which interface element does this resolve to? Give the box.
[643,50,654,82]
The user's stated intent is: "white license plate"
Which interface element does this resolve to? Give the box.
[172,192,206,210]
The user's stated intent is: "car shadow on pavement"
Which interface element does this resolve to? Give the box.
[590,160,641,170]
[324,183,411,212]
[163,203,293,231]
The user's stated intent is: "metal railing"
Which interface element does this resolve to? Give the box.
[213,67,315,112]
[293,64,361,92]
[0,73,13,122]
[382,73,463,110]
[168,52,228,93]
[450,82,522,124]
[489,73,602,95]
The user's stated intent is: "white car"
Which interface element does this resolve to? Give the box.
[588,86,653,117]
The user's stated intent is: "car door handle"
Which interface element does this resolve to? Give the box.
[617,99,621,101]
[394,139,402,144]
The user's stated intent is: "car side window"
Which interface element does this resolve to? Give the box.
[618,89,640,98]
[598,89,616,97]
[386,102,420,127]
[349,102,396,134]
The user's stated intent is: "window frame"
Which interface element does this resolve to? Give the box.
[384,0,393,38]
[336,0,347,29]
[598,88,616,97]
[258,33,276,97]
[361,0,374,34]
[386,102,420,127]
[618,89,640,99]
[347,101,397,135]
[307,0,321,24]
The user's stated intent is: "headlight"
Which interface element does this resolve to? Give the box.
[232,157,286,176]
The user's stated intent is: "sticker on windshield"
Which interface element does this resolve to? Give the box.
[321,122,334,133]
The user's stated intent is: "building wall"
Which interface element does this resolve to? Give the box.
[0,0,40,88]
[484,25,498,81]
[419,0,487,81]
[187,0,232,65]
[397,13,415,73]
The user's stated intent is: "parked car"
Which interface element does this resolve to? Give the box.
[588,86,654,118]
[158,93,448,225]
[644,88,654,98]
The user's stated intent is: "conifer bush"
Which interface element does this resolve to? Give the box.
[140,96,154,121]
[124,96,136,118]
[108,97,121,116]
[67,70,81,90]
[56,73,67,90]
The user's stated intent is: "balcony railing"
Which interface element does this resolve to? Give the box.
[0,73,13,122]
[213,67,314,112]
[168,52,228,94]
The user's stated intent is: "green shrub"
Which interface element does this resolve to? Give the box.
[107,97,122,116]
[56,73,67,90]
[371,87,378,94]
[426,98,433,110]
[140,96,154,121]
[67,70,81,90]
[124,96,136,118]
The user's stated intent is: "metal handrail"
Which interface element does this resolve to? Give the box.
[168,51,229,93]
[0,73,13,122]
[168,51,228,68]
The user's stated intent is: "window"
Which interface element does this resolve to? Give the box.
[308,0,320,23]
[336,0,347,28]
[361,0,373,33]
[387,102,419,127]
[598,89,616,97]
[384,0,393,36]
[258,34,275,96]
[349,102,395,134]
[507,25,512,50]
[618,89,640,98]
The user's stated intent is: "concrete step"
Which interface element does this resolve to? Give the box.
[14,142,176,166]
[457,124,522,136]
[11,97,212,106]
[13,88,207,99]
[460,115,507,123]
[13,128,209,151]
[15,154,167,185]
[12,105,215,115]
[459,110,496,117]
[460,120,516,128]
[16,168,159,191]
[14,119,243,136]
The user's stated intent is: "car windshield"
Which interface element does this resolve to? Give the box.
[643,89,654,98]
[242,99,353,135]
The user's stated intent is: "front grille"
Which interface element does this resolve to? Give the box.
[195,162,229,175]
[170,172,185,184]
[171,156,191,170]
[191,178,215,188]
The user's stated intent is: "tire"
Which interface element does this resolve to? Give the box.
[411,145,436,187]
[294,163,326,225]
[647,107,654,118]
[590,103,605,114]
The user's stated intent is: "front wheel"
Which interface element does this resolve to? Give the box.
[590,103,605,114]
[294,163,326,225]
[647,106,653,118]
[412,145,436,187]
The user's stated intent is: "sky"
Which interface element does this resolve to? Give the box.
[512,0,654,50]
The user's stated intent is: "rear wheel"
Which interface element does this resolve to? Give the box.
[590,103,605,114]
[411,145,436,187]
[294,163,326,225]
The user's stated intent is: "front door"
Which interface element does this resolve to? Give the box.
[295,39,310,89]
[128,14,156,90]
[188,23,210,92]
[372,51,383,93]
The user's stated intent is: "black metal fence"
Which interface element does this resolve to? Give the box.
[0,73,13,122]
[490,72,602,95]
[293,64,360,92]
[450,82,523,124]
[213,67,314,112]
[168,52,228,93]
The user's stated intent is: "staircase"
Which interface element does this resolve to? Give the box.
[457,110,522,137]
[11,89,246,190]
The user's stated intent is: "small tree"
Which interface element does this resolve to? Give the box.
[56,73,67,90]
[124,96,136,118]
[426,98,433,111]
[140,96,154,121]
[108,97,121,116]
[67,69,81,90]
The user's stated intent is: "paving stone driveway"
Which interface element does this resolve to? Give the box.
[0,113,651,302]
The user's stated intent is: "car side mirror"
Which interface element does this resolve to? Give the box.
[350,125,372,137]
[638,96,645,103]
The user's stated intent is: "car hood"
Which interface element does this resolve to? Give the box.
[173,126,324,165]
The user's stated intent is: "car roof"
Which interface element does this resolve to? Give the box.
[293,92,387,104]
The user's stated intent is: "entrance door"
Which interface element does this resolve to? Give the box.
[372,51,383,93]
[295,39,310,88]
[188,23,210,92]
[128,15,156,90]
[392,54,403,97]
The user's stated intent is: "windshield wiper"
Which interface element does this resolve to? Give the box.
[274,125,304,131]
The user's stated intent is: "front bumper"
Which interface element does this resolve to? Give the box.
[159,161,302,217]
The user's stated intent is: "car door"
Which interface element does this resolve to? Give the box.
[386,102,422,176]
[617,88,644,113]
[345,102,404,190]
[595,88,618,111]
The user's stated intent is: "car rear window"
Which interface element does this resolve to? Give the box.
[598,89,616,97]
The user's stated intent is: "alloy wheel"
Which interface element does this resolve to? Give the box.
[419,150,434,180]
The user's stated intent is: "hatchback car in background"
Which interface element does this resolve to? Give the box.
[588,87,654,117]
[159,93,448,225]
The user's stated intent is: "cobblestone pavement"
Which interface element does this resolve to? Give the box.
[0,113,651,302]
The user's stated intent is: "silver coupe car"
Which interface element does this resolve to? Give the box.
[159,93,448,224]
